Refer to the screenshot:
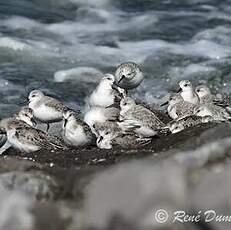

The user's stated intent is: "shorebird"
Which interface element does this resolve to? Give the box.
[84,106,120,132]
[28,90,68,131]
[114,62,144,90]
[178,80,199,105]
[89,74,125,108]
[168,115,213,134]
[194,104,231,122]
[62,110,96,147]
[161,93,195,120]
[195,85,214,104]
[120,97,166,137]
[4,119,67,153]
[96,129,151,149]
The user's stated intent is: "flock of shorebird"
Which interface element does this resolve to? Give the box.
[0,62,230,153]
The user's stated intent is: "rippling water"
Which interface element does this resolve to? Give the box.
[0,0,231,117]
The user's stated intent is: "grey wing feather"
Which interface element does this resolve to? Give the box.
[130,105,165,128]
[44,96,67,112]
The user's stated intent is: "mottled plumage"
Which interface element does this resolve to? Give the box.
[166,93,195,120]
[5,118,67,153]
[195,85,215,104]
[168,115,213,134]
[120,97,166,137]
[97,129,151,149]
[194,103,231,122]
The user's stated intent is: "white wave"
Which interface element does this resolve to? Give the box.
[0,37,31,51]
[54,66,104,82]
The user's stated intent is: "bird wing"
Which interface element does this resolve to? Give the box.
[44,96,67,112]
[129,105,165,129]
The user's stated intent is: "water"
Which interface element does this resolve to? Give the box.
[0,0,231,117]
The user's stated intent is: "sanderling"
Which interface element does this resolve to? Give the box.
[89,74,124,108]
[194,104,231,122]
[84,106,120,132]
[62,110,96,147]
[4,119,68,153]
[114,62,144,90]
[15,107,37,127]
[162,93,195,120]
[213,95,231,113]
[195,85,214,104]
[120,97,166,137]
[96,129,151,149]
[92,119,138,138]
[28,90,68,131]
[178,80,199,105]
[0,107,37,153]
[168,115,213,134]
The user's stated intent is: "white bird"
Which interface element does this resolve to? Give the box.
[89,74,124,108]
[84,106,120,133]
[62,110,96,147]
[178,80,199,105]
[28,90,68,131]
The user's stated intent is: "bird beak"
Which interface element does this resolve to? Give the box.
[31,118,37,127]
[160,101,169,107]
[117,75,125,84]
[177,88,182,93]
[63,119,67,128]
[98,136,103,143]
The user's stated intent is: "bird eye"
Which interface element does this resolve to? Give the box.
[197,109,201,113]
[184,84,189,87]
[105,132,109,135]
[107,77,111,80]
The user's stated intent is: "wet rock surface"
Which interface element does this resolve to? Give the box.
[0,122,231,230]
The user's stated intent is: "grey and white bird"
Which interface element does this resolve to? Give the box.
[213,95,231,113]
[194,104,231,122]
[84,106,120,132]
[168,115,213,134]
[195,85,215,104]
[178,80,199,105]
[96,129,151,149]
[62,110,96,147]
[114,62,144,90]
[0,107,37,153]
[28,90,68,131]
[89,74,124,108]
[162,93,195,120]
[120,97,166,137]
[4,119,67,153]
